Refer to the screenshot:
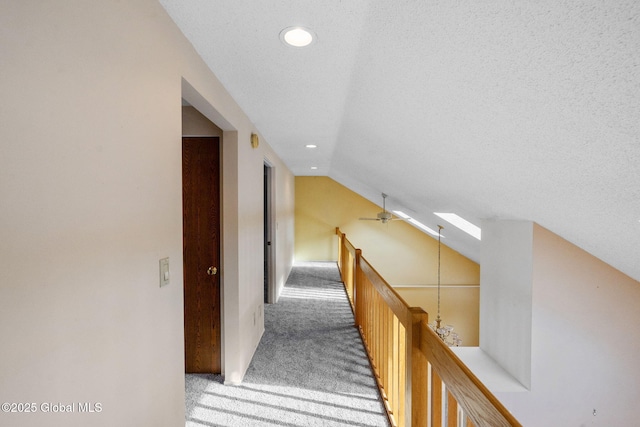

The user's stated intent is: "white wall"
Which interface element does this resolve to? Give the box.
[485,223,640,426]
[266,154,296,303]
[480,220,533,388]
[0,1,294,426]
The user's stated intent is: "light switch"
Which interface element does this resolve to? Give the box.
[159,257,170,287]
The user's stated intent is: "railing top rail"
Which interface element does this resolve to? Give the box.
[419,321,522,427]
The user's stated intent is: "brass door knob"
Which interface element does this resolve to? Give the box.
[207,266,217,276]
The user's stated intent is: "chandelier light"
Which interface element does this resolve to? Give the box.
[429,225,462,347]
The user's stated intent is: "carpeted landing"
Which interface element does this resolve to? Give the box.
[185,261,390,427]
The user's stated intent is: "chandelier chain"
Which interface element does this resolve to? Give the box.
[429,224,462,346]
[437,225,442,320]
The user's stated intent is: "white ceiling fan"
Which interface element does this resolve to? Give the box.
[359,193,403,224]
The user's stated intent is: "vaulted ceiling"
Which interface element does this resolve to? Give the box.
[160,0,640,281]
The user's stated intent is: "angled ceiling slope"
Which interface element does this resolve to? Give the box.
[160,0,640,282]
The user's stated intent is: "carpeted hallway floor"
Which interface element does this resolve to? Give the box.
[185,261,390,427]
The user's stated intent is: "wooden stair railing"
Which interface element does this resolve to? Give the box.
[335,228,521,427]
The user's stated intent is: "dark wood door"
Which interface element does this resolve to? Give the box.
[182,137,221,373]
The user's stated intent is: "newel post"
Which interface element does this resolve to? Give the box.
[408,307,428,426]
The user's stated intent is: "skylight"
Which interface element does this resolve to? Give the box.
[434,213,481,240]
[393,211,440,237]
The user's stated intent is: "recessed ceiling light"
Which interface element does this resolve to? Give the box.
[434,213,481,240]
[310,166,318,170]
[305,144,317,148]
[280,27,315,47]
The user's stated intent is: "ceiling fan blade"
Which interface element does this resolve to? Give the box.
[359,217,380,221]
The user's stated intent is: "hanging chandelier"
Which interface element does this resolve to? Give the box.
[429,225,462,347]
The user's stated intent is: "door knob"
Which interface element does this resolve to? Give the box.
[207,266,217,276]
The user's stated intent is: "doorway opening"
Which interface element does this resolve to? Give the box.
[264,162,275,304]
[181,99,225,375]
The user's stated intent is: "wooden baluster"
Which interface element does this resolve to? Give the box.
[398,320,406,427]
[335,227,342,275]
[376,295,381,395]
[378,291,384,391]
[392,314,400,426]
[371,290,377,378]
[385,306,398,422]
[355,253,362,328]
[410,308,428,427]
[380,292,385,392]
[370,289,375,370]
[447,390,458,427]
[351,252,357,312]
[346,253,351,306]
[350,254,354,305]
[379,298,385,406]
[383,304,390,413]
[391,308,396,420]
[432,369,443,427]
[362,277,368,344]
[348,251,354,306]
[383,300,389,415]
[365,275,370,339]
[367,278,372,350]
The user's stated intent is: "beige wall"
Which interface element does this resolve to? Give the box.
[0,2,294,426]
[182,106,223,136]
[296,176,479,344]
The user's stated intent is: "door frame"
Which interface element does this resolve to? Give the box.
[182,78,241,381]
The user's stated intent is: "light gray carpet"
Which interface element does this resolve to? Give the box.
[185,261,390,427]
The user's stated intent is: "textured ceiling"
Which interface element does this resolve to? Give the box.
[160,0,640,281]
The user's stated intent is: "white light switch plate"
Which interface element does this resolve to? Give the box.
[159,257,170,287]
